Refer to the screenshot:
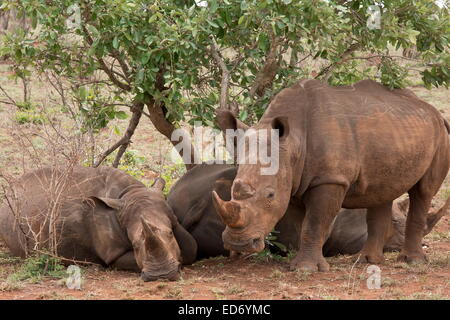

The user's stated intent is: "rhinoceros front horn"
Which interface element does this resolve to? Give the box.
[141,217,164,251]
[212,191,245,228]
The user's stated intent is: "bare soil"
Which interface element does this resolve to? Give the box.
[0,216,448,300]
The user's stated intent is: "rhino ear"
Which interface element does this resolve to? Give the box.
[271,116,290,139]
[164,207,198,265]
[395,197,410,213]
[173,223,198,265]
[216,109,249,132]
[87,196,125,211]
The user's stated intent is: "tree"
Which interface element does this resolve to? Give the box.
[0,0,448,168]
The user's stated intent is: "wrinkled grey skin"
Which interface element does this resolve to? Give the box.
[0,166,197,281]
[168,164,448,258]
[168,164,234,259]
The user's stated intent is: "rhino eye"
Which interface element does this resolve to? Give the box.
[266,191,275,199]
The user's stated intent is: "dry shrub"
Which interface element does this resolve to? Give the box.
[0,73,95,258]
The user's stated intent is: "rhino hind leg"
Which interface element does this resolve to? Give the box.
[355,201,393,264]
[289,184,346,272]
[398,186,432,264]
[399,145,449,264]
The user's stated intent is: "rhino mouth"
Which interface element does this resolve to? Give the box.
[140,264,181,282]
[223,235,265,253]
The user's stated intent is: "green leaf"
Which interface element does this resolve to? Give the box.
[112,36,119,49]
[115,111,128,120]
[113,125,121,135]
[148,14,158,23]
[207,20,219,28]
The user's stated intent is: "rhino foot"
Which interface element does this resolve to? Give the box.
[289,256,330,272]
[353,252,385,264]
[397,251,428,265]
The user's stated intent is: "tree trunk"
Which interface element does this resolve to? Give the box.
[145,98,197,170]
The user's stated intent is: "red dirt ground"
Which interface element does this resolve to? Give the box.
[0,213,448,300]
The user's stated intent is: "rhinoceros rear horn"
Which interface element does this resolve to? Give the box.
[425,196,450,235]
[151,178,166,191]
[212,191,245,228]
[232,179,255,200]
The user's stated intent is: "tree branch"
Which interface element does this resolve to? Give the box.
[0,84,17,106]
[111,50,132,83]
[210,36,230,110]
[315,43,361,81]
[93,102,144,167]
[82,25,132,91]
[249,33,282,99]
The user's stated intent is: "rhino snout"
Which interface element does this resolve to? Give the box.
[223,232,265,253]
[140,263,181,282]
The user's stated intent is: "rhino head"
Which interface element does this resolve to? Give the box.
[384,196,450,252]
[212,110,298,253]
[118,178,196,281]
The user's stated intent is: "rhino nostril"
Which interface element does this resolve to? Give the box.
[252,237,261,247]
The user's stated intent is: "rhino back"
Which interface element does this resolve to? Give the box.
[263,79,447,207]
[0,166,131,262]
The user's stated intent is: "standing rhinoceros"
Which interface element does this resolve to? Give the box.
[168,164,448,259]
[276,194,449,256]
[213,79,450,272]
[0,166,197,281]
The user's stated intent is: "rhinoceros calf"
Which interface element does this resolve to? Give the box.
[0,166,197,281]
[214,79,450,272]
[169,164,448,260]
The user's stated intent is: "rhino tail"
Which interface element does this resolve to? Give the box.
[424,195,450,235]
[444,119,450,135]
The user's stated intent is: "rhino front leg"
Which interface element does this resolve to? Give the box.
[290,184,345,272]
[110,251,140,272]
[356,201,393,264]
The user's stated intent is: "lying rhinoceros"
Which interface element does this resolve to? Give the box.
[168,164,448,259]
[0,166,197,281]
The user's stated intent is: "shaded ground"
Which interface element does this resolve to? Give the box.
[0,216,448,300]
[0,63,449,300]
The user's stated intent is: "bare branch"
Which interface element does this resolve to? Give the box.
[249,33,282,99]
[111,50,132,83]
[210,36,230,110]
[93,102,144,167]
[315,43,361,81]
[82,25,132,92]
[0,84,17,106]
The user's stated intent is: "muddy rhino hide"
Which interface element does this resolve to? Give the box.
[275,196,449,256]
[60,196,138,270]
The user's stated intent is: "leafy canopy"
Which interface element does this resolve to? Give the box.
[1,0,448,131]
